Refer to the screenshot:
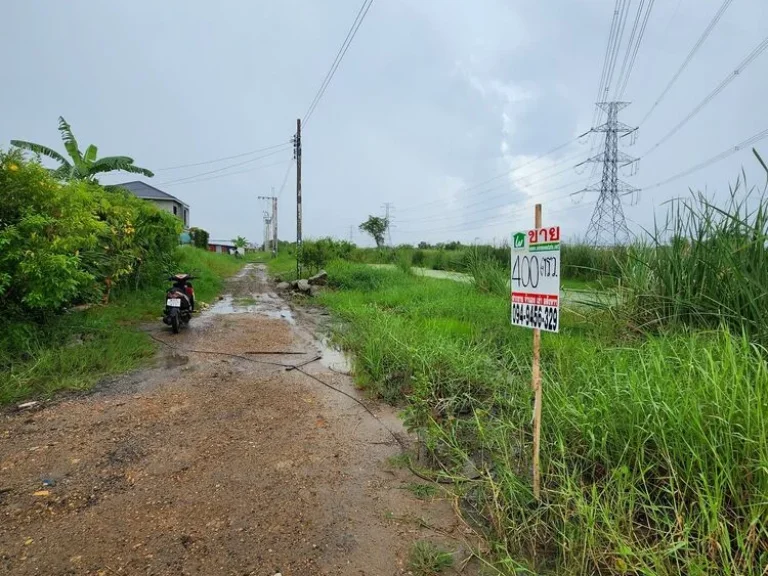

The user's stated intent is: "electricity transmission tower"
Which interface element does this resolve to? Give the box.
[580,102,638,246]
[382,202,394,246]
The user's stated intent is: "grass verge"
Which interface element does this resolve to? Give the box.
[317,259,768,575]
[0,246,244,404]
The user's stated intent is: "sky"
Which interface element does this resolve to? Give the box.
[3,0,766,246]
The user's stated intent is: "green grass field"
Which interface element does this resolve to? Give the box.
[315,260,768,575]
[0,246,244,404]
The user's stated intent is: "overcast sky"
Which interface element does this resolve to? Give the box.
[3,0,766,246]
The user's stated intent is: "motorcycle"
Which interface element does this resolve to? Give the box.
[163,274,196,333]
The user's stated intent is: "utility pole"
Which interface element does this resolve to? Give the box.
[294,119,302,277]
[258,188,278,256]
[382,202,394,247]
[272,195,278,256]
[349,225,354,243]
[579,102,638,246]
[262,210,272,252]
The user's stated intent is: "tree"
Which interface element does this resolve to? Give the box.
[232,236,248,249]
[359,215,389,248]
[11,117,154,182]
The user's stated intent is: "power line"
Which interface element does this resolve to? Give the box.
[158,147,291,186]
[639,0,734,125]
[643,127,768,190]
[162,159,292,188]
[155,141,292,171]
[589,0,633,152]
[641,35,768,157]
[615,0,655,99]
[613,0,646,99]
[396,162,589,225]
[397,180,591,235]
[276,159,295,200]
[397,134,587,212]
[302,0,375,128]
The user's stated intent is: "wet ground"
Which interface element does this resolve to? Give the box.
[0,265,477,575]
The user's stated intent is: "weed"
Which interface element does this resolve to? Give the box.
[387,452,411,469]
[408,541,454,575]
[404,483,438,500]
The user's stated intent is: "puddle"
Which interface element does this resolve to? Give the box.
[316,337,351,374]
[207,294,295,324]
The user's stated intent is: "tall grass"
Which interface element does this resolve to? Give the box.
[620,179,768,342]
[465,247,508,296]
[318,261,768,574]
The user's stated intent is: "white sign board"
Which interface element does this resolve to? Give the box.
[510,227,561,333]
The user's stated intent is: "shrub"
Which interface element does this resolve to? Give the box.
[0,150,181,313]
[189,227,210,249]
[300,237,355,273]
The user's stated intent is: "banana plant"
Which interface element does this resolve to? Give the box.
[11,117,153,181]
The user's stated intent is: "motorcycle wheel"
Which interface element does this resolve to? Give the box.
[170,309,180,334]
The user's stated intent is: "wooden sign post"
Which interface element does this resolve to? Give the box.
[510,204,561,500]
[532,204,542,500]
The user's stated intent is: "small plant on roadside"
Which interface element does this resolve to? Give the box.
[408,541,454,575]
[387,452,411,469]
[404,483,438,500]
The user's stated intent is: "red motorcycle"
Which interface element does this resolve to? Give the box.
[163,274,196,334]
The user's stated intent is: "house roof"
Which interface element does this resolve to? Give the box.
[117,181,188,207]
[209,240,236,247]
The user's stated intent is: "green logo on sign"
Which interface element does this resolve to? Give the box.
[513,232,526,249]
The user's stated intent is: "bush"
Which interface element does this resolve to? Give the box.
[189,227,210,249]
[0,150,181,313]
[300,237,355,273]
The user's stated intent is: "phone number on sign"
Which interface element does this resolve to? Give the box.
[512,302,559,332]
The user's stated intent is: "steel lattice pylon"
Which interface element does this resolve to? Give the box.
[582,102,638,246]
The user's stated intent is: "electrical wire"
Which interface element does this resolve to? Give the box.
[276,159,295,200]
[162,159,292,188]
[302,0,375,128]
[398,197,597,238]
[639,0,734,125]
[157,146,291,186]
[396,180,592,235]
[589,0,632,152]
[641,35,768,158]
[613,0,646,99]
[395,160,589,226]
[643,127,768,190]
[396,134,587,212]
[155,141,293,171]
[615,0,655,99]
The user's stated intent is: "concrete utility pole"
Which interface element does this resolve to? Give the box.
[349,225,354,243]
[258,189,278,256]
[262,210,272,252]
[294,119,303,277]
[579,102,638,246]
[382,202,394,246]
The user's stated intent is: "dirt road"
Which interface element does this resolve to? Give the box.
[0,265,473,575]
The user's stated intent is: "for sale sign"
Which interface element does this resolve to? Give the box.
[511,227,561,332]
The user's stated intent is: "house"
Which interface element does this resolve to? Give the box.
[208,239,236,254]
[117,181,190,228]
